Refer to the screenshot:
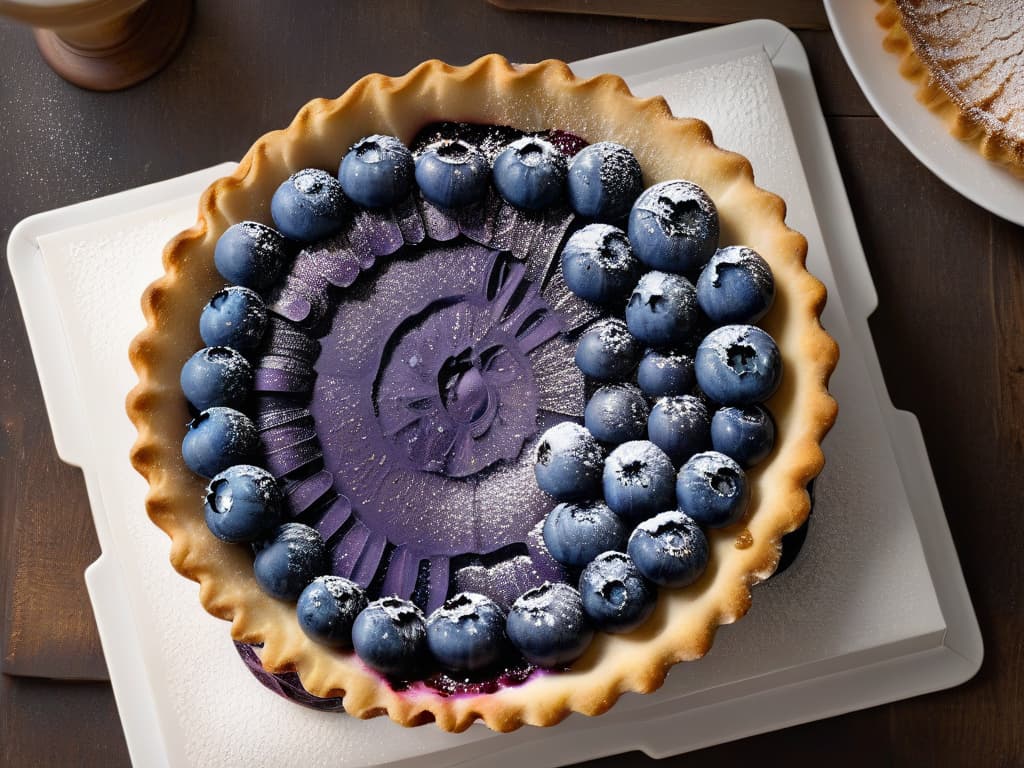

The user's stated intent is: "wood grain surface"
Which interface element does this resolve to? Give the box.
[1,1,1021,765]
[488,0,829,29]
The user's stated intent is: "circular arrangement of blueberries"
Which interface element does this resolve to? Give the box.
[180,129,781,686]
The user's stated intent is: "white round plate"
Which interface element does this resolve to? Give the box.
[824,0,1024,225]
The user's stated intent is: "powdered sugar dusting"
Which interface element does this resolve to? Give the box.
[631,270,697,314]
[707,245,774,293]
[375,595,425,625]
[591,141,643,197]
[632,510,706,558]
[535,422,604,469]
[653,394,709,426]
[605,440,674,488]
[587,384,649,433]
[511,582,586,629]
[628,53,802,208]
[239,220,286,253]
[564,223,635,270]
[900,0,1024,142]
[591,317,636,354]
[633,180,717,240]
[316,574,363,603]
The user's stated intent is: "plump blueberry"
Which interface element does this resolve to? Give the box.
[584,384,649,445]
[676,451,749,528]
[506,582,593,668]
[574,318,642,381]
[567,141,643,222]
[426,592,508,673]
[352,597,429,679]
[414,139,490,208]
[602,440,677,523]
[203,464,283,543]
[271,168,348,242]
[214,221,288,291]
[542,500,629,568]
[338,134,415,209]
[199,286,268,353]
[625,271,699,347]
[637,349,695,397]
[297,576,368,649]
[560,223,641,305]
[627,510,709,587]
[180,346,253,412]
[694,324,782,406]
[696,246,775,324]
[628,180,719,273]
[533,422,605,501]
[647,395,711,465]
[711,405,776,469]
[181,406,258,478]
[579,551,656,633]
[493,136,567,210]
[253,523,327,601]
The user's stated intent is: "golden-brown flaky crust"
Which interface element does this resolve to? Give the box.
[126,54,838,732]
[876,0,1024,176]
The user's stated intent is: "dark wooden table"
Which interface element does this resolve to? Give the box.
[2,2,1022,766]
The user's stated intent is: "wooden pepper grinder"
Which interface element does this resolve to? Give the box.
[0,0,192,91]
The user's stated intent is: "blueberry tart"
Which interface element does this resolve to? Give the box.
[128,55,838,732]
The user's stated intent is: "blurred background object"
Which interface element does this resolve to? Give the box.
[0,0,191,91]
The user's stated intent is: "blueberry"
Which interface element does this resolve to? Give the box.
[560,223,641,305]
[676,451,749,528]
[180,346,253,412]
[199,287,268,352]
[204,464,283,543]
[694,325,782,406]
[647,395,711,465]
[181,406,258,478]
[711,405,776,468]
[628,180,719,273]
[696,246,775,324]
[625,271,699,347]
[602,440,676,523]
[271,168,348,242]
[574,318,642,381]
[338,134,415,209]
[352,597,429,679]
[426,592,508,673]
[584,384,649,445]
[253,523,327,601]
[637,349,695,397]
[506,582,593,668]
[567,142,643,222]
[627,510,709,587]
[214,221,288,291]
[542,500,629,568]
[533,422,605,501]
[493,136,567,210]
[297,575,368,649]
[414,139,490,208]
[579,552,656,633]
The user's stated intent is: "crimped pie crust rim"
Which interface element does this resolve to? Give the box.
[876,0,1024,176]
[126,54,839,732]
